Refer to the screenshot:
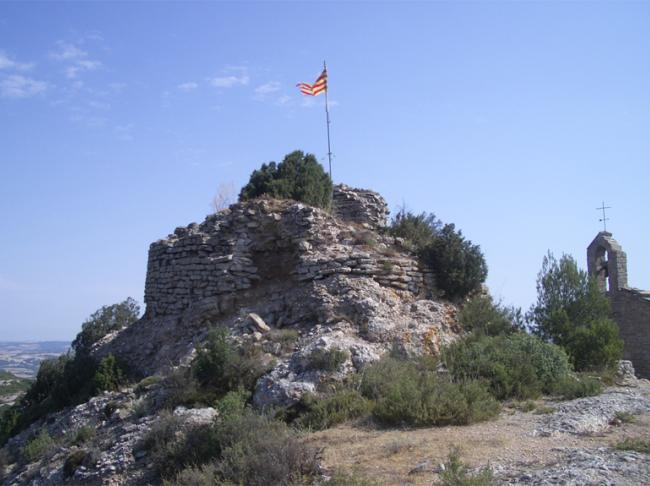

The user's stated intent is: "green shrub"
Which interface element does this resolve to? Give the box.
[437,446,493,486]
[459,295,522,336]
[294,390,372,431]
[551,375,602,400]
[193,328,271,399]
[135,375,162,393]
[566,318,624,371]
[305,347,349,372]
[239,150,333,209]
[360,357,499,427]
[614,411,636,424]
[269,329,300,352]
[71,425,95,445]
[215,389,250,419]
[213,411,320,486]
[444,333,571,400]
[22,429,55,463]
[614,437,650,454]
[93,354,126,392]
[389,210,486,301]
[63,449,88,478]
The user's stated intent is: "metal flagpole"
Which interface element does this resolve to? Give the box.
[324,60,332,182]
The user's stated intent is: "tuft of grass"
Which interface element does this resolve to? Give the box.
[513,400,537,413]
[135,375,162,393]
[305,347,349,372]
[71,425,95,446]
[269,328,300,352]
[63,449,88,478]
[327,469,379,485]
[533,405,555,415]
[614,437,650,454]
[437,446,493,486]
[614,411,636,424]
[22,429,55,463]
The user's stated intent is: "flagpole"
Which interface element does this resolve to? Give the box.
[324,60,332,182]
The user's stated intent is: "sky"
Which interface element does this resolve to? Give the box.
[1,1,649,341]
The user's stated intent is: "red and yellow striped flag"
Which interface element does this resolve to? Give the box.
[297,68,327,96]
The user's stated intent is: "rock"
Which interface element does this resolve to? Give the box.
[616,360,638,386]
[247,313,270,333]
[172,406,218,426]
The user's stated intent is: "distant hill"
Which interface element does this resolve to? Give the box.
[0,341,69,378]
[0,370,31,409]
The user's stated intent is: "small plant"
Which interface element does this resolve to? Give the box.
[381,261,394,274]
[305,347,349,372]
[437,446,493,486]
[614,437,650,454]
[552,375,602,400]
[534,405,555,415]
[514,400,537,413]
[269,328,300,352]
[614,411,636,424]
[294,390,372,431]
[327,469,379,485]
[353,230,377,248]
[215,389,250,419]
[163,463,219,486]
[22,429,55,463]
[71,425,95,445]
[63,449,88,478]
[135,375,162,393]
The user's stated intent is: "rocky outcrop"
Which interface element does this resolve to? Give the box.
[97,189,455,408]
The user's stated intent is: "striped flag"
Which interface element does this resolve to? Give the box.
[297,68,327,96]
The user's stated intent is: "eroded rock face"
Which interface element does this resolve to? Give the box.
[96,188,460,408]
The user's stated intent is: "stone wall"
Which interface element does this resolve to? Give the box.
[610,289,650,379]
[587,232,650,378]
[144,192,432,320]
[332,184,389,230]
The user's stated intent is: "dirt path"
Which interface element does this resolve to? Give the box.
[304,387,650,485]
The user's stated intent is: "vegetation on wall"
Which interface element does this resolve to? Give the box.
[239,150,333,209]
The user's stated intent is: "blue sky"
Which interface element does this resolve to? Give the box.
[1,1,649,341]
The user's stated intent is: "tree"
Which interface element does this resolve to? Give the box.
[239,150,333,209]
[72,297,140,356]
[528,252,623,370]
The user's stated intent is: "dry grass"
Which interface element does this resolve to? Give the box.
[303,407,650,485]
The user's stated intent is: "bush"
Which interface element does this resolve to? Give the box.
[528,252,623,371]
[193,328,271,399]
[63,449,88,478]
[421,224,487,301]
[389,210,487,301]
[443,333,572,400]
[552,375,602,400]
[239,150,333,209]
[305,347,349,372]
[360,357,499,427]
[614,437,650,454]
[71,425,95,446]
[22,430,55,463]
[437,446,493,486]
[93,354,126,392]
[294,390,372,431]
[163,463,219,486]
[459,295,522,336]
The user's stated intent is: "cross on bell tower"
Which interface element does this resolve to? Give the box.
[596,201,611,232]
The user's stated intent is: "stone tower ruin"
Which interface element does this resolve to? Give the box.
[587,232,650,378]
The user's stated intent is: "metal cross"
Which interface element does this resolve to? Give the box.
[596,201,612,232]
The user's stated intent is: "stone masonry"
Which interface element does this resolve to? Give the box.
[588,232,650,378]
[143,186,434,320]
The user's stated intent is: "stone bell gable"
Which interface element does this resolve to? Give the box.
[587,232,650,378]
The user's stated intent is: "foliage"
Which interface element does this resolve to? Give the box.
[389,210,487,301]
[239,150,333,209]
[443,333,572,400]
[614,437,650,454]
[294,390,372,431]
[214,388,250,419]
[63,449,89,478]
[70,425,95,446]
[326,470,379,486]
[72,297,140,355]
[305,347,349,372]
[527,252,623,370]
[192,327,272,400]
[22,429,55,463]
[359,356,499,427]
[0,299,139,446]
[437,446,494,486]
[93,354,126,392]
[459,295,522,336]
[551,375,602,400]
[147,408,320,484]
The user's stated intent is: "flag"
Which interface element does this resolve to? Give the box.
[297,68,327,96]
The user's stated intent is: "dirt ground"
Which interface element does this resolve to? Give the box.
[303,399,650,485]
